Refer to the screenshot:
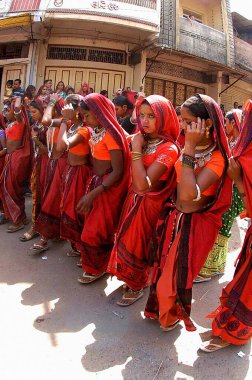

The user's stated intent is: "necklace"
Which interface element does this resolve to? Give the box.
[46,125,55,158]
[229,138,238,150]
[194,143,216,168]
[6,121,14,131]
[90,127,106,145]
[143,139,164,155]
[66,122,83,138]
[195,143,211,150]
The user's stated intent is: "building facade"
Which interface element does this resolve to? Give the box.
[0,0,251,109]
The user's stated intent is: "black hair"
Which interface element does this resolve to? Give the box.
[66,87,75,95]
[30,100,43,112]
[175,106,181,116]
[6,80,13,86]
[65,94,79,110]
[182,94,210,120]
[100,90,108,96]
[79,100,90,111]
[44,79,52,84]
[14,79,21,84]
[113,96,133,110]
[225,110,235,122]
[24,85,36,99]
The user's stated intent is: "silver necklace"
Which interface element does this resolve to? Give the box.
[143,139,164,155]
[90,127,106,145]
[46,125,55,158]
[66,123,83,138]
[194,143,216,168]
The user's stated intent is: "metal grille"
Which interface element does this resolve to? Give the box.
[0,43,23,59]
[47,46,87,61]
[47,46,126,65]
[88,49,125,64]
[116,0,156,9]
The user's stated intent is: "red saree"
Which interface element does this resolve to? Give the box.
[77,93,130,275]
[0,105,32,224]
[145,94,232,330]
[60,163,91,246]
[35,152,67,239]
[211,99,252,345]
[108,95,180,290]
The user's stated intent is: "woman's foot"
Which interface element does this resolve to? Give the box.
[200,336,230,352]
[7,223,25,233]
[160,320,180,332]
[116,287,144,306]
[193,274,212,283]
[19,225,39,242]
[67,248,81,257]
[31,238,48,253]
[78,272,105,284]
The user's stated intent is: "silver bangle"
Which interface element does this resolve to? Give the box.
[193,183,201,202]
[146,175,152,188]
[65,140,70,152]
[14,109,22,115]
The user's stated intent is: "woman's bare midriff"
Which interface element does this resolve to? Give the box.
[93,158,112,176]
[67,152,90,166]
[6,139,22,154]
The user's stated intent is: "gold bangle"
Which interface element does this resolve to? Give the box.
[146,175,152,188]
[132,157,142,161]
[131,151,142,155]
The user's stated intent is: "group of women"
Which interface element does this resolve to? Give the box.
[0,89,251,354]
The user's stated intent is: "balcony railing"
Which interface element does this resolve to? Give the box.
[234,36,252,72]
[178,16,227,65]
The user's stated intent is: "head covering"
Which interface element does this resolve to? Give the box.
[232,100,252,217]
[137,95,180,143]
[54,98,65,116]
[78,82,90,96]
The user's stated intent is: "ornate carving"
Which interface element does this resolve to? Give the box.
[54,0,63,7]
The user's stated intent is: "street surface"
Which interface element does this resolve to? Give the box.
[0,198,251,380]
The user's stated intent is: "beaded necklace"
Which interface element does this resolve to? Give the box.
[90,127,106,145]
[142,138,164,155]
[66,122,83,139]
[194,143,216,169]
[46,122,55,158]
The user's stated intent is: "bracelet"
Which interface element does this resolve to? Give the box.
[146,175,152,188]
[14,110,22,115]
[49,100,56,106]
[132,157,142,161]
[131,151,142,155]
[193,183,201,202]
[32,135,38,140]
[101,183,107,192]
[182,154,195,169]
[65,140,70,151]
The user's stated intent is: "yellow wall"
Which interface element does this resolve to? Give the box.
[179,0,223,31]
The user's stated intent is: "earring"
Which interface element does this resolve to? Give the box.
[206,126,210,138]
[76,112,79,119]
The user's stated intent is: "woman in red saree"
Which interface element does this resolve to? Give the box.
[108,95,180,305]
[56,95,91,256]
[76,93,130,283]
[0,112,6,223]
[0,97,31,232]
[201,99,252,352]
[32,95,66,252]
[78,82,90,97]
[144,94,232,331]
[19,99,49,241]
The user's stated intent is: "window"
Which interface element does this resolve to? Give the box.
[183,9,203,24]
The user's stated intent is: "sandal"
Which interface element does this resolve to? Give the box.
[160,319,180,332]
[67,249,81,257]
[193,275,212,283]
[31,238,48,253]
[116,288,144,306]
[7,223,25,233]
[19,226,39,242]
[200,337,230,352]
[78,272,105,284]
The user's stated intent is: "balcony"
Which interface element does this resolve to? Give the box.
[234,36,252,72]
[178,16,227,65]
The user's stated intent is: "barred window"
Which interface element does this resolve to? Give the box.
[47,45,126,65]
[0,43,29,59]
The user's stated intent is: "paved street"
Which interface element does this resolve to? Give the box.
[0,199,251,380]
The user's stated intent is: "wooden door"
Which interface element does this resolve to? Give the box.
[1,64,26,102]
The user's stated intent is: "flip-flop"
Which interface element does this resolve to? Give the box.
[160,320,180,332]
[31,240,48,254]
[193,275,212,283]
[78,272,105,284]
[116,288,144,306]
[67,249,81,257]
[200,338,230,352]
[7,224,25,233]
[19,231,39,242]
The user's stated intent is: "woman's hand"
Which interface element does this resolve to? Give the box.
[227,157,242,182]
[61,104,75,121]
[184,118,206,149]
[49,93,60,103]
[131,132,145,151]
[76,193,94,214]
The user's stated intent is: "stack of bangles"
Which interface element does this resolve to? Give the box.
[131,151,142,161]
[49,100,56,107]
[181,153,195,169]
